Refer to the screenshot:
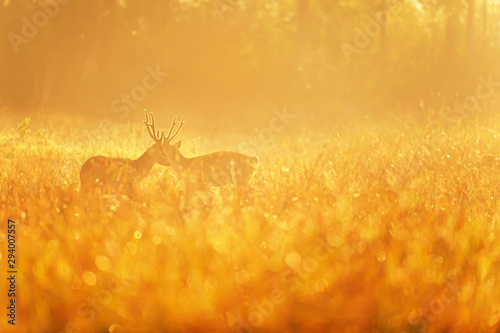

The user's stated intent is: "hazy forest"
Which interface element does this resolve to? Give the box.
[2,0,500,332]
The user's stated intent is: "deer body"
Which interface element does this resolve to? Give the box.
[168,147,260,187]
[79,110,170,196]
[80,145,168,194]
[159,115,259,188]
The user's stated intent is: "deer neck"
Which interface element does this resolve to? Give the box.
[169,147,190,174]
[131,148,155,179]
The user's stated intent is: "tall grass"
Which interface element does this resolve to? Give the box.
[1,117,500,332]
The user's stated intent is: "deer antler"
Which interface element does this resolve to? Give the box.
[144,109,165,144]
[166,116,186,142]
[166,116,179,141]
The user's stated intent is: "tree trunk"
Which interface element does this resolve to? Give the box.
[379,1,388,68]
[444,11,459,85]
[465,0,476,89]
[297,0,309,64]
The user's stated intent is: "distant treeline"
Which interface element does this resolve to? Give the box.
[1,0,499,118]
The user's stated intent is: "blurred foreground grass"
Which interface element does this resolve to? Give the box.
[2,117,500,332]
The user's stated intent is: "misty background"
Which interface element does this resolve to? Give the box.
[1,0,500,130]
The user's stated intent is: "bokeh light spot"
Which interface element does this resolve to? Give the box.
[83,271,97,286]
[285,252,302,268]
[377,251,387,262]
[57,259,70,279]
[95,255,111,272]
[234,269,250,284]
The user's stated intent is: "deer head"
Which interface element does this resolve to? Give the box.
[162,115,185,162]
[143,109,172,167]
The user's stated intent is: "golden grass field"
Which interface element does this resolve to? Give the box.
[2,115,500,333]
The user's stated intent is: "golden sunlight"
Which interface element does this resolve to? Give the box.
[1,0,500,332]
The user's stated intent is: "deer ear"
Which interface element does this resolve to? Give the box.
[174,141,181,149]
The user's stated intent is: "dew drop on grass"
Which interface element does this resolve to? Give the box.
[95,255,111,272]
[377,251,387,262]
[83,271,97,286]
[285,252,302,268]
[234,270,250,284]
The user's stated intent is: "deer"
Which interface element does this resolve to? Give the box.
[80,110,171,197]
[157,114,260,191]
